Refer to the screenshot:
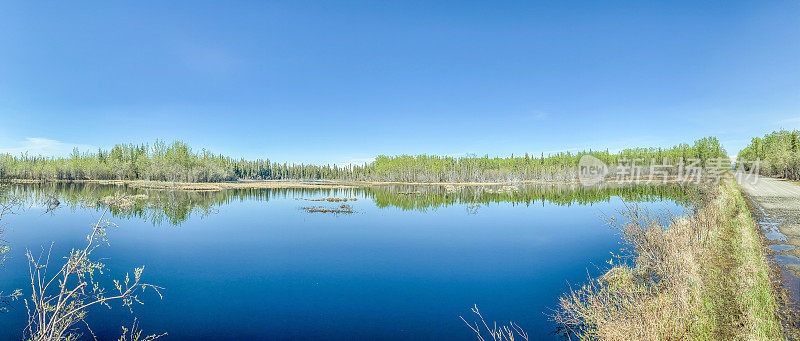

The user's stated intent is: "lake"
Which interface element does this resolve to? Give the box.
[0,183,686,340]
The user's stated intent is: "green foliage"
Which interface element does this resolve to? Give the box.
[738,130,800,179]
[0,141,235,182]
[366,137,726,182]
[0,137,727,183]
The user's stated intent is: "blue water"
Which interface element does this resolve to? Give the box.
[0,185,683,340]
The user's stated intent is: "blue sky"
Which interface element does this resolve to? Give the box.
[1,1,798,165]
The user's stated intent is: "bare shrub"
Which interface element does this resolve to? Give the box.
[460,305,528,341]
[23,207,164,341]
[118,318,167,341]
[0,193,22,264]
[0,191,23,311]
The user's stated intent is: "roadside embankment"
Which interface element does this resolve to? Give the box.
[555,177,783,340]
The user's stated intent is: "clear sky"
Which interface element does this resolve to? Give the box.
[1,1,798,165]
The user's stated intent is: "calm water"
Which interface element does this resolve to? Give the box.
[0,183,685,340]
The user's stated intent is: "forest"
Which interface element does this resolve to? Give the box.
[737,130,800,180]
[0,138,727,183]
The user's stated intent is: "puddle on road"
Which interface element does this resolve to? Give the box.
[745,192,800,307]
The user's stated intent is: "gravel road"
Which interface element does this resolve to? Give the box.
[740,175,800,245]
[738,175,800,299]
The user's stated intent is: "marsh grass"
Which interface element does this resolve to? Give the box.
[554,178,783,340]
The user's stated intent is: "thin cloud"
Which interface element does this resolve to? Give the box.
[172,41,239,76]
[338,157,375,167]
[513,110,550,122]
[778,116,800,129]
[0,137,96,157]
[541,147,581,155]
[531,111,549,120]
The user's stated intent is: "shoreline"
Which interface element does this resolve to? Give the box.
[555,177,783,339]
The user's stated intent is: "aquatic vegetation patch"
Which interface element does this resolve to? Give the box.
[301,197,357,202]
[101,194,149,209]
[300,204,354,214]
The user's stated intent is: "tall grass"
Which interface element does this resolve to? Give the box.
[554,178,783,340]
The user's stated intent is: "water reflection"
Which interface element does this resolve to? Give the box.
[0,182,689,340]
[1,182,687,226]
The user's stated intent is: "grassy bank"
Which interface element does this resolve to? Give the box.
[555,177,783,340]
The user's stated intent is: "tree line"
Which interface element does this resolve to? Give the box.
[737,129,800,180]
[0,138,726,183]
[367,136,725,182]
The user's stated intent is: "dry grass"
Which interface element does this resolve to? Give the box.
[554,178,783,340]
[555,205,702,340]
